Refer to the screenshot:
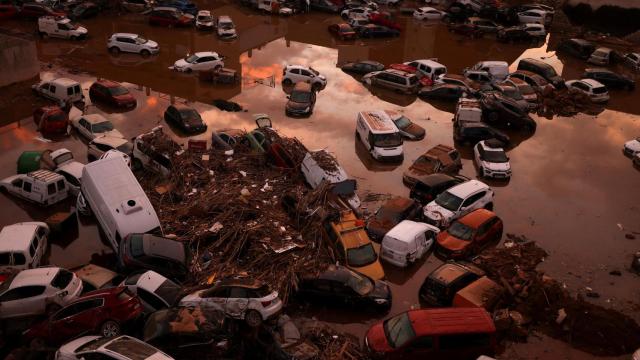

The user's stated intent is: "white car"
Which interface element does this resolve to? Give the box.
[341,7,374,19]
[99,149,132,168]
[348,16,369,29]
[0,267,83,319]
[522,23,546,37]
[473,140,511,179]
[122,271,182,314]
[517,9,548,24]
[173,51,224,73]
[413,7,446,20]
[179,278,283,327]
[55,335,174,360]
[88,136,133,162]
[623,137,640,157]
[623,53,640,71]
[107,33,159,56]
[217,15,237,39]
[423,179,494,228]
[71,114,124,141]
[195,10,214,30]
[51,148,84,196]
[282,65,327,89]
[0,222,48,273]
[565,79,609,103]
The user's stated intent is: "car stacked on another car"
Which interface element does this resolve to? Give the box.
[419,261,486,306]
[328,23,357,40]
[402,144,462,187]
[122,270,182,314]
[366,196,422,242]
[384,110,425,140]
[362,69,420,94]
[624,137,640,157]
[341,60,384,74]
[409,173,469,205]
[71,114,124,141]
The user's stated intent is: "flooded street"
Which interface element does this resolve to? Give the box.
[1,2,640,358]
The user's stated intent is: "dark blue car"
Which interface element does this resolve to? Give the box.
[157,0,197,15]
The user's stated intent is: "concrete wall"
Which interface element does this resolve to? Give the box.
[0,33,39,88]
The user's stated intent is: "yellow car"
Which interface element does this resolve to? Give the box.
[326,210,385,280]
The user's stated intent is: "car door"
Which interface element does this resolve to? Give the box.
[48,302,85,342]
[0,285,46,318]
[300,69,314,83]
[226,287,250,318]
[459,191,485,217]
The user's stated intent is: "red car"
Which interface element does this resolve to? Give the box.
[365,308,496,359]
[89,79,137,109]
[24,286,142,347]
[447,23,484,38]
[388,64,433,86]
[20,3,65,19]
[149,7,193,27]
[33,106,69,135]
[368,12,401,31]
[435,209,503,259]
[0,4,19,19]
[328,23,356,40]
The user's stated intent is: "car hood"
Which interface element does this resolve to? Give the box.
[424,202,455,222]
[174,59,189,68]
[625,140,640,152]
[437,232,470,251]
[145,40,159,48]
[400,123,425,138]
[483,160,510,172]
[354,260,384,281]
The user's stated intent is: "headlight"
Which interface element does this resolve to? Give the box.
[374,298,388,305]
[304,107,310,112]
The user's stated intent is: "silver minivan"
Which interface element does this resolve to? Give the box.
[362,69,420,94]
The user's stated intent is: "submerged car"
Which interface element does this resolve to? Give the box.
[122,270,182,314]
[341,60,385,74]
[565,79,610,103]
[419,261,485,306]
[89,79,136,109]
[479,92,537,131]
[366,196,422,242]
[435,209,503,259]
[164,103,207,134]
[285,82,316,117]
[328,23,357,40]
[402,144,462,187]
[423,179,494,228]
[409,173,469,205]
[195,10,214,30]
[582,68,635,90]
[118,233,191,281]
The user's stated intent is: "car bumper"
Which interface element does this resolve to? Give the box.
[484,169,512,179]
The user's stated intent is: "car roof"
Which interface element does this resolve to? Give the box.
[286,64,310,70]
[95,79,122,88]
[51,77,79,87]
[584,67,613,74]
[112,32,138,38]
[11,267,61,288]
[75,264,119,289]
[478,60,508,67]
[457,208,496,228]
[447,179,489,198]
[91,135,128,147]
[418,6,438,11]
[193,51,219,58]
[217,277,263,289]
[134,270,168,291]
[141,234,186,261]
[428,261,483,284]
[380,196,415,213]
[523,8,546,14]
[409,307,496,336]
[153,6,180,11]
[409,59,445,68]
[383,68,413,77]
[333,210,371,249]
[358,110,397,133]
[479,140,505,152]
[581,78,605,88]
[386,220,436,242]
[569,38,593,46]
[417,173,456,186]
[0,222,45,252]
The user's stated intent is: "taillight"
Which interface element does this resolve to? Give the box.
[261,300,272,307]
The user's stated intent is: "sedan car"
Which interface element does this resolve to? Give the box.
[340,60,385,74]
[89,79,137,109]
[173,51,224,72]
[565,79,610,103]
[413,7,447,20]
[328,23,357,40]
[24,287,142,347]
[118,233,191,282]
[164,103,207,134]
[55,335,173,360]
[582,68,635,90]
[385,110,425,140]
[357,24,399,38]
[423,179,494,228]
[474,140,511,179]
[297,265,391,310]
[366,196,422,241]
[71,114,124,141]
[435,209,503,258]
[179,278,282,327]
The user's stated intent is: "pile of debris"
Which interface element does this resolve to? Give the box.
[474,237,640,356]
[299,322,366,360]
[136,127,340,302]
[536,87,604,118]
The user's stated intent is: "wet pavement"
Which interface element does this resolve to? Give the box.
[1,4,640,359]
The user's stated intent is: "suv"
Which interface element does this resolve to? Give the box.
[516,58,564,89]
[582,68,635,90]
[282,65,327,89]
[108,33,159,55]
[454,121,510,145]
[179,278,283,327]
[366,196,421,241]
[423,179,494,228]
[286,82,316,117]
[149,7,194,27]
[419,261,485,306]
[474,140,511,179]
[557,38,595,60]
[173,51,224,72]
[87,136,133,161]
[479,92,537,131]
[410,174,469,205]
[403,144,462,187]
[362,69,419,94]
[118,233,191,281]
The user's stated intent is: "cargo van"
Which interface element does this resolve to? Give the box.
[380,220,439,267]
[37,16,88,40]
[32,78,84,106]
[0,170,68,206]
[0,222,49,273]
[78,157,161,250]
[355,110,403,162]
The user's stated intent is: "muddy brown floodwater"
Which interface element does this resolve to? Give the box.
[1,2,640,358]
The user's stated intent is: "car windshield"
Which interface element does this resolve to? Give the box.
[483,149,508,163]
[290,90,311,103]
[109,86,130,96]
[54,152,73,165]
[345,269,374,295]
[372,133,402,148]
[93,121,114,133]
[135,36,148,44]
[383,312,415,348]
[393,116,411,129]
[435,191,463,211]
[220,22,234,29]
[49,113,67,123]
[104,337,159,359]
[155,279,182,305]
[51,269,73,289]
[198,15,212,21]
[447,221,475,241]
[180,108,201,121]
[185,54,199,64]
[346,243,377,267]
[592,86,608,94]
[117,142,133,154]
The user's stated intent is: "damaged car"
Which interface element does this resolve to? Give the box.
[385,110,425,140]
[367,196,421,242]
[122,270,182,314]
[419,261,485,306]
[409,173,469,205]
[423,179,494,228]
[402,144,462,187]
[479,92,537,131]
[435,209,503,259]
[55,335,174,360]
[118,233,191,282]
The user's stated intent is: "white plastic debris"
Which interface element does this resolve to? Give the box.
[208,222,224,233]
[239,170,247,177]
[240,188,251,197]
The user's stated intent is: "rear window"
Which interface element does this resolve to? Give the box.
[104,337,158,360]
[248,285,271,298]
[51,269,73,289]
[13,253,26,265]
[129,234,145,257]
[592,86,608,94]
[0,253,10,266]
[155,279,181,306]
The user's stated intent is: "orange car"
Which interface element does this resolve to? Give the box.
[435,209,503,259]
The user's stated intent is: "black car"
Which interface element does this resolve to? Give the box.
[119,233,192,282]
[419,261,485,306]
[357,24,399,38]
[69,1,99,19]
[480,92,537,132]
[164,103,207,134]
[366,196,421,242]
[583,68,635,90]
[341,60,385,74]
[497,26,531,42]
[454,121,510,145]
[557,38,596,60]
[418,83,468,101]
[516,58,565,89]
[297,265,391,310]
[285,82,316,117]
[409,173,469,205]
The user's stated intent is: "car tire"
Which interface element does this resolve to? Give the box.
[109,46,120,54]
[140,49,151,56]
[245,310,262,327]
[484,202,494,211]
[100,320,121,338]
[283,78,292,86]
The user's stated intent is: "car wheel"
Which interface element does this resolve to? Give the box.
[46,304,61,315]
[283,78,292,86]
[109,46,120,54]
[245,310,262,327]
[132,157,143,171]
[140,49,151,56]
[484,202,494,211]
[29,337,46,351]
[100,320,121,338]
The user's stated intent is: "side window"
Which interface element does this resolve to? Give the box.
[56,179,66,191]
[48,183,56,195]
[203,287,229,298]
[1,285,45,301]
[57,23,67,30]
[290,69,300,75]
[74,85,81,94]
[53,303,81,320]
[50,85,57,95]
[301,70,312,77]
[12,179,23,188]
[462,191,485,207]
[23,181,32,193]
[11,253,24,266]
[229,287,248,298]
[37,226,47,238]
[30,238,37,257]
[0,253,10,265]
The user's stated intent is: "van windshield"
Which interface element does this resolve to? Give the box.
[447,221,475,241]
[346,243,377,267]
[372,133,402,148]
[383,312,415,348]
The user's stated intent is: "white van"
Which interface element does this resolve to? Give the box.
[32,78,84,106]
[0,222,49,273]
[301,150,361,210]
[0,170,68,206]
[356,111,404,162]
[79,157,161,250]
[38,16,88,40]
[405,59,447,81]
[380,220,439,267]
[466,61,509,82]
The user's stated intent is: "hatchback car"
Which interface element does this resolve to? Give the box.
[55,335,173,360]
[33,106,69,135]
[173,51,224,72]
[557,38,596,60]
[419,261,485,306]
[516,58,564,89]
[297,265,391,310]
[385,110,425,140]
[178,278,283,327]
[341,60,384,74]
[582,68,635,90]
[282,65,327,89]
[164,103,207,134]
[402,144,462,187]
[285,82,316,117]
[89,79,137,109]
[474,140,511,179]
[328,23,357,40]
[195,9,214,30]
[362,69,420,94]
[107,33,159,56]
[480,92,537,131]
[357,24,399,38]
[435,209,503,259]
[565,79,610,103]
[423,179,494,228]
[118,233,191,281]
[504,77,538,104]
[409,173,469,205]
[413,7,447,20]
[367,197,422,242]
[71,114,124,141]
[24,287,142,347]
[122,270,182,314]
[0,267,82,319]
